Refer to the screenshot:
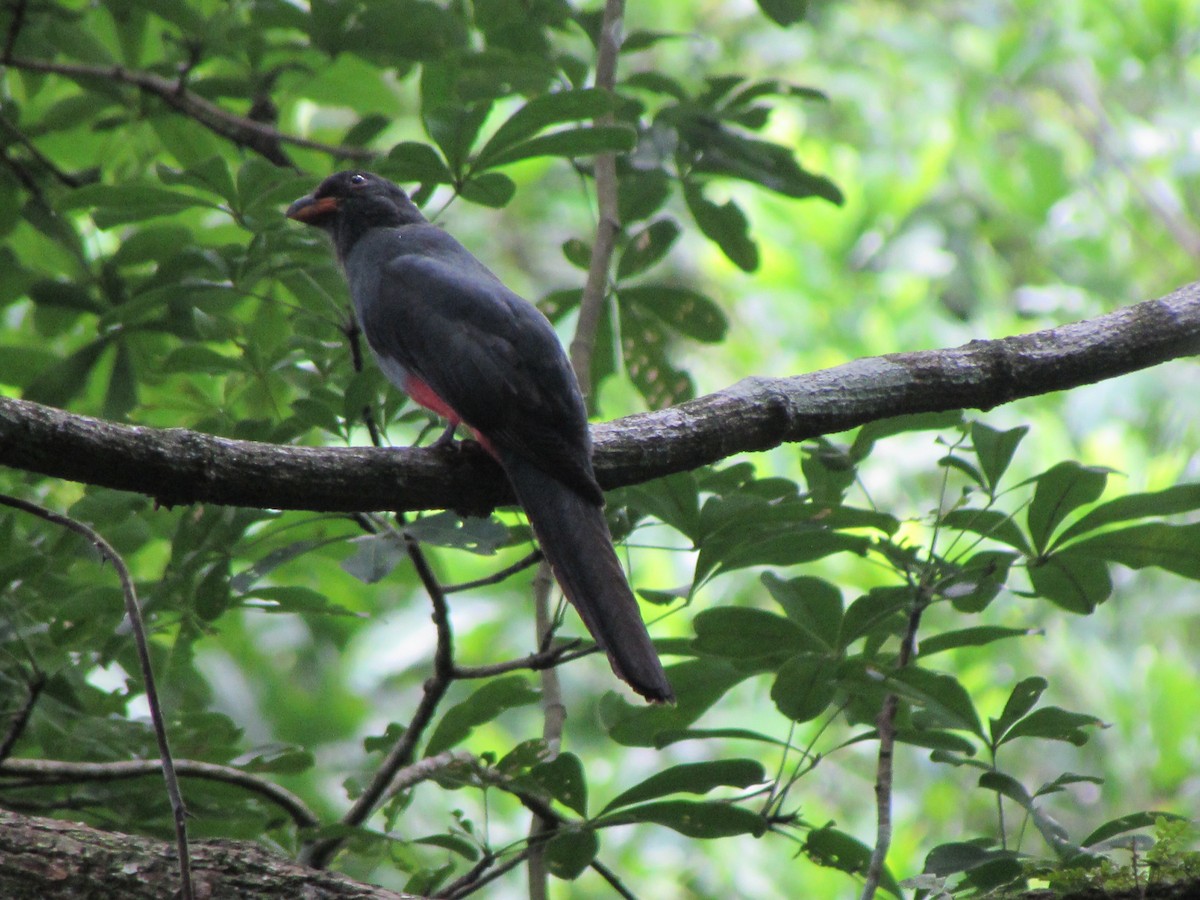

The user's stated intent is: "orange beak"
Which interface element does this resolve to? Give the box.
[285,194,340,224]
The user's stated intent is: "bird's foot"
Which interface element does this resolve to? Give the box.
[430,420,461,451]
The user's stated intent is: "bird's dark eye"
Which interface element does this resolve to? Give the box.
[349,173,368,187]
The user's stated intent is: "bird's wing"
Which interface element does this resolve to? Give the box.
[356,230,602,503]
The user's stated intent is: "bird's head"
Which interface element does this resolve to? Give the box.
[287,171,426,254]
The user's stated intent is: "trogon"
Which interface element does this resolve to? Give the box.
[287,171,674,703]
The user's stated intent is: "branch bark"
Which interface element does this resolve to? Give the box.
[0,807,418,899]
[1,282,1197,514]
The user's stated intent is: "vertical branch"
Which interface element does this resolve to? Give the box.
[530,3,626,896]
[0,494,193,900]
[860,594,927,900]
[569,0,626,393]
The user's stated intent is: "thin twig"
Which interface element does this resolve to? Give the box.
[0,756,319,829]
[4,55,375,165]
[591,857,639,900]
[301,523,456,869]
[441,846,536,899]
[1,0,28,62]
[0,494,193,900]
[528,560,561,900]
[443,550,543,594]
[380,750,471,806]
[0,672,45,765]
[0,110,82,187]
[452,640,588,680]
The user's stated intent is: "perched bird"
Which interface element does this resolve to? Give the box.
[287,171,673,703]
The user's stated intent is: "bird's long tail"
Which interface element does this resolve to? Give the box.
[500,453,674,703]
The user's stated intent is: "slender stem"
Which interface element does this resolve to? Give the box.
[444,550,543,594]
[0,673,45,765]
[860,595,927,900]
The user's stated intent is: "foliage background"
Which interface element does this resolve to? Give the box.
[1,0,1199,897]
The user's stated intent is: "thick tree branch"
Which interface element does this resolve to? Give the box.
[0,808,418,899]
[1,284,1197,513]
[3,56,375,165]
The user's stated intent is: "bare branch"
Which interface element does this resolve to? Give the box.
[443,550,543,594]
[0,757,319,830]
[1,284,1199,513]
[452,640,587,680]
[4,56,375,165]
[0,673,44,765]
[0,494,193,900]
[302,525,456,869]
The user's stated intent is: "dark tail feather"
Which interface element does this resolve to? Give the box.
[501,453,674,704]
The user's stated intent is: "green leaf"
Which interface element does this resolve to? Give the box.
[243,586,359,616]
[614,470,702,541]
[157,157,237,204]
[405,512,509,555]
[941,550,1017,613]
[544,827,598,880]
[600,800,766,839]
[653,727,792,749]
[425,675,540,756]
[851,412,964,461]
[340,533,406,584]
[701,528,869,585]
[481,124,636,167]
[692,607,804,659]
[238,745,316,774]
[998,706,1100,747]
[459,171,516,207]
[1056,483,1200,545]
[1026,461,1110,553]
[683,181,759,271]
[618,169,672,223]
[617,219,680,279]
[919,626,1034,658]
[103,340,138,420]
[601,658,752,747]
[756,0,808,27]
[681,123,842,203]
[602,759,766,813]
[381,142,454,184]
[761,574,843,651]
[971,422,1029,493]
[890,667,984,737]
[771,653,839,722]
[805,825,902,896]
[1070,521,1200,580]
[989,676,1047,746]
[63,182,220,225]
[839,586,910,649]
[525,752,588,816]
[23,338,110,408]
[939,509,1031,554]
[474,88,614,167]
[1027,547,1113,613]
[619,304,694,409]
[1083,811,1188,848]
[561,237,592,270]
[424,101,493,175]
